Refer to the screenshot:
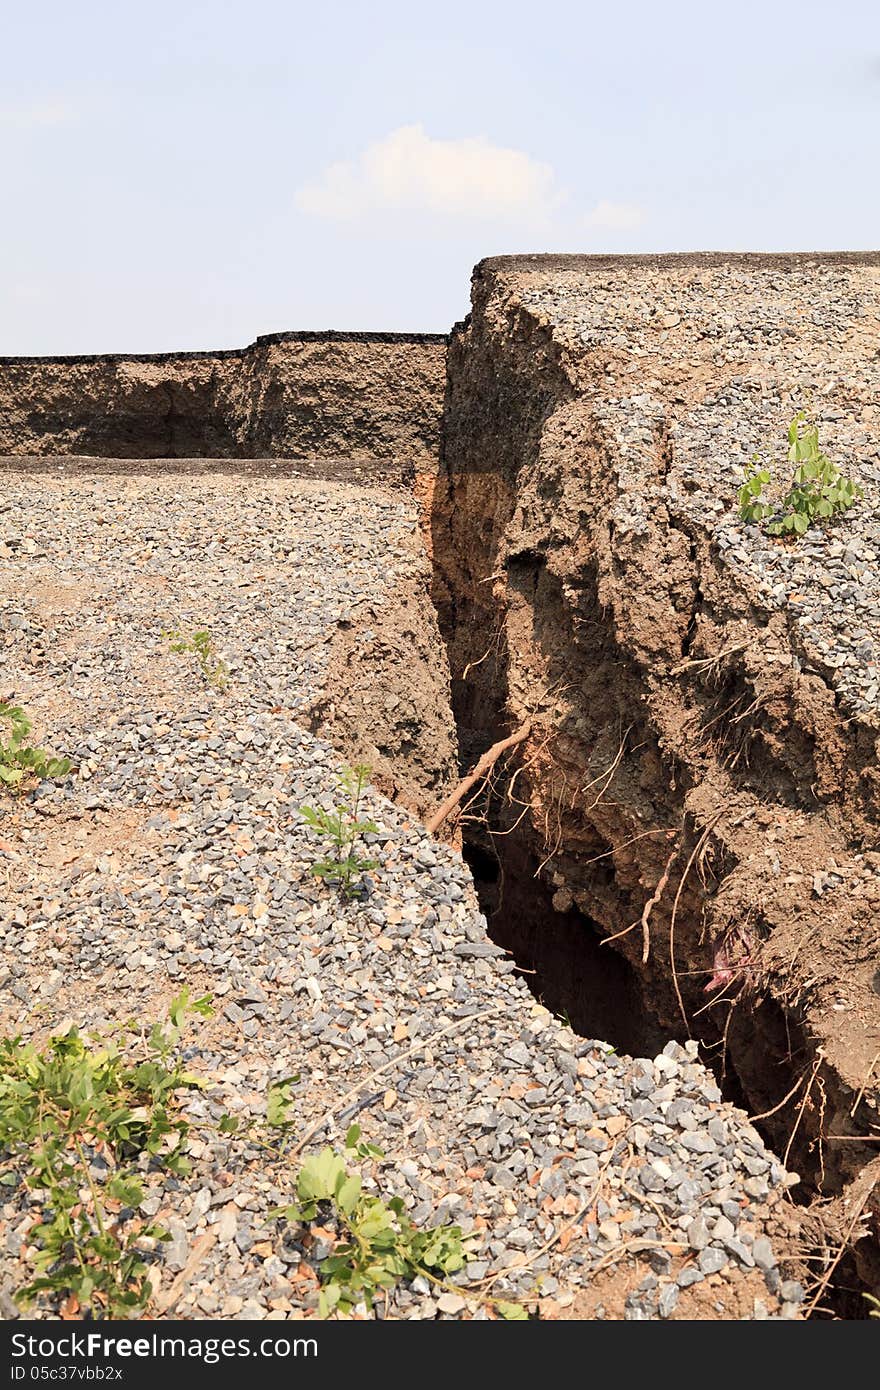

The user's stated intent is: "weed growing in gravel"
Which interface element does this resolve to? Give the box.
[300,764,378,898]
[0,701,70,792]
[0,989,212,1319]
[265,1074,302,1130]
[165,627,229,691]
[737,459,773,525]
[272,1126,467,1317]
[738,413,862,537]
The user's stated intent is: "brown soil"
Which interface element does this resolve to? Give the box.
[0,334,446,467]
[302,586,458,823]
[560,1260,783,1321]
[433,255,880,1305]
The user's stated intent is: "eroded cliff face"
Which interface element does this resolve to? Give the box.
[434,254,880,1288]
[5,255,880,1297]
[0,332,446,470]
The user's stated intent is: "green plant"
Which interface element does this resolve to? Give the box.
[165,627,229,691]
[737,413,862,538]
[0,989,212,1319]
[272,1127,467,1317]
[737,458,773,524]
[0,701,70,791]
[266,1074,302,1130]
[300,764,378,898]
[866,1293,880,1319]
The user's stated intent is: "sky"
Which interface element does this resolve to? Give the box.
[2,0,878,353]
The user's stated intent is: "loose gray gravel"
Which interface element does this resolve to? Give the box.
[521,261,880,719]
[0,468,802,1320]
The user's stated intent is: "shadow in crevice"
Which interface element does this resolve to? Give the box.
[464,837,671,1058]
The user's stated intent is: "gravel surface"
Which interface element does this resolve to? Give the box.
[0,467,802,1320]
[519,260,880,719]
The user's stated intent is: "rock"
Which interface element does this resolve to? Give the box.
[698,1248,727,1275]
[164,1223,189,1272]
[658,1284,679,1318]
[436,1292,467,1315]
[687,1218,711,1251]
[751,1238,775,1272]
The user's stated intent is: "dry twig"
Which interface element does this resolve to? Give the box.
[155,1231,217,1314]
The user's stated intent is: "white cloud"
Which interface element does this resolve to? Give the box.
[296,125,649,241]
[296,124,561,222]
[8,283,49,304]
[582,199,646,230]
[0,103,73,129]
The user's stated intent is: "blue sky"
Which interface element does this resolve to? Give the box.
[2,0,878,352]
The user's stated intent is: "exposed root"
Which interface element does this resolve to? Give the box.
[671,642,748,679]
[426,721,532,835]
[668,816,723,1035]
[782,1053,825,1174]
[600,836,678,963]
[802,1173,878,1317]
[580,725,631,812]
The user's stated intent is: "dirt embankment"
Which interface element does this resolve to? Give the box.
[433,253,880,1296]
[0,332,447,476]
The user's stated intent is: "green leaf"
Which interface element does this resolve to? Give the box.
[107,1175,144,1207]
[318,1284,341,1318]
[297,1148,347,1202]
[165,1153,191,1176]
[336,1175,362,1216]
[496,1301,529,1320]
[267,1076,299,1128]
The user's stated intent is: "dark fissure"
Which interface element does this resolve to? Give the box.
[462,833,670,1059]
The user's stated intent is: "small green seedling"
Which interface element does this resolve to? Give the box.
[266,1074,302,1130]
[272,1126,466,1318]
[165,628,229,691]
[738,413,862,538]
[737,458,773,524]
[300,764,378,898]
[0,701,70,792]
[0,989,211,1319]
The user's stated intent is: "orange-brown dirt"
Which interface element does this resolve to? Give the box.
[433,254,880,1303]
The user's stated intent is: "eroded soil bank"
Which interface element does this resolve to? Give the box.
[433,253,880,1303]
[3,253,880,1314]
[0,332,447,476]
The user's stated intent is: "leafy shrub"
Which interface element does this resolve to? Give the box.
[738,413,862,538]
[273,1126,466,1318]
[300,764,378,898]
[0,701,70,791]
[0,989,211,1318]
